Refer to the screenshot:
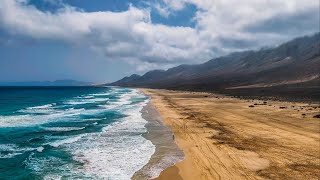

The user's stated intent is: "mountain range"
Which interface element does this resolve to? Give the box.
[0,80,91,86]
[108,33,320,101]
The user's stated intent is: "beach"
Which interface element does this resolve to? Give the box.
[132,102,184,179]
[141,89,320,180]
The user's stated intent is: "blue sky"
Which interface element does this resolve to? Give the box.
[0,0,319,83]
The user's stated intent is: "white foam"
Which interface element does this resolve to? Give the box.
[0,152,23,158]
[42,127,85,132]
[0,108,83,127]
[98,90,141,110]
[76,95,94,99]
[0,115,34,127]
[0,144,37,158]
[0,144,35,152]
[65,98,109,105]
[0,144,18,151]
[89,98,109,102]
[89,92,111,96]
[67,89,155,179]
[48,135,84,148]
[43,175,62,180]
[148,154,184,179]
[27,103,55,109]
[36,147,44,152]
[17,103,58,114]
[19,108,57,114]
[64,101,88,105]
[26,155,83,179]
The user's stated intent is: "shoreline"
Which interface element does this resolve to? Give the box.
[141,88,320,180]
[132,99,184,179]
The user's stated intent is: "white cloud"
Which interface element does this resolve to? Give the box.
[0,1,149,41]
[0,0,318,72]
[154,3,171,18]
[162,0,319,50]
[0,0,213,70]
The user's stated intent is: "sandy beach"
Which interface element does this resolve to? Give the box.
[141,89,320,180]
[132,102,184,179]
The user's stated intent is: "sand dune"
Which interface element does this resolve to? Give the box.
[141,89,320,180]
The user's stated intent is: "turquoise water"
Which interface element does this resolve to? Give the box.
[0,87,155,180]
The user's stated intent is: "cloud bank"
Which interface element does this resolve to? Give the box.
[0,0,319,71]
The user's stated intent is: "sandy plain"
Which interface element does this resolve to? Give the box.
[141,89,320,180]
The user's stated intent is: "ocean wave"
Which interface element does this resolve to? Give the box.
[148,154,184,179]
[75,95,94,99]
[26,155,82,179]
[36,147,44,152]
[18,103,58,114]
[1,88,155,179]
[0,108,84,127]
[19,108,58,115]
[0,152,23,159]
[0,144,18,151]
[0,144,40,159]
[67,89,155,179]
[27,103,56,109]
[98,90,143,110]
[43,175,62,180]
[89,98,109,102]
[64,101,89,105]
[41,127,85,132]
[65,98,109,105]
[48,135,84,148]
[89,92,111,96]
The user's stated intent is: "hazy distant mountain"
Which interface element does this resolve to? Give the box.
[108,33,320,100]
[0,80,92,86]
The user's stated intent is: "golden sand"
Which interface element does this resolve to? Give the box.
[141,89,320,180]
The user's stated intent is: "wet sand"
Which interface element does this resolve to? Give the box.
[132,102,184,180]
[141,89,320,180]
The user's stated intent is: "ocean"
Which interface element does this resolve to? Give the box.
[0,86,158,179]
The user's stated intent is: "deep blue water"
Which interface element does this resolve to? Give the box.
[0,86,154,180]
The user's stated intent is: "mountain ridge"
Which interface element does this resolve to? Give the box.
[108,33,320,100]
[0,79,92,86]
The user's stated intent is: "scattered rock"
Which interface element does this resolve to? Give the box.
[204,95,208,97]
[254,103,258,105]
[302,113,306,116]
[279,106,287,109]
[249,105,255,108]
[313,114,320,118]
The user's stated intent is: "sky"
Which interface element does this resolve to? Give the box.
[0,0,319,83]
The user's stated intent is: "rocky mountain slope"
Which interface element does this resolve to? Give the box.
[108,33,320,100]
